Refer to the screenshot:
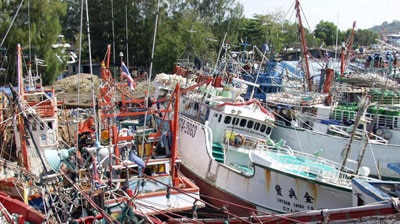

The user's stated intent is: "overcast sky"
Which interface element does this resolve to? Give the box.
[237,0,399,31]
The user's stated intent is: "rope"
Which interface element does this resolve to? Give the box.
[391,197,400,213]
[59,169,120,224]
[321,208,329,223]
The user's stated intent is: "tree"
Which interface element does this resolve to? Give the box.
[0,0,67,85]
[313,20,338,46]
[354,29,379,47]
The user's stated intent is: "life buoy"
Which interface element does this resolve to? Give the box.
[233,134,245,147]
[376,129,384,136]
[383,131,392,140]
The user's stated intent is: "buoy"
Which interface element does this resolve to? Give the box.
[384,131,392,140]
[376,129,384,136]
[358,166,370,177]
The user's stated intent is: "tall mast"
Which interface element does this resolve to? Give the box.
[16,44,29,170]
[295,0,312,92]
[125,4,129,67]
[17,44,24,96]
[340,21,356,77]
[84,0,99,145]
[171,84,180,186]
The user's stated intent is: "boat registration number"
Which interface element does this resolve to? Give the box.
[180,120,197,138]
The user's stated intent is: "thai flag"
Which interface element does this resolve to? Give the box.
[121,61,136,90]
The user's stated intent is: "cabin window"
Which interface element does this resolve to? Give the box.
[266,126,272,135]
[254,122,260,131]
[40,122,45,130]
[232,117,239,125]
[218,114,222,123]
[48,121,53,130]
[247,120,254,129]
[260,124,266,132]
[240,119,246,127]
[224,116,232,124]
[32,120,37,131]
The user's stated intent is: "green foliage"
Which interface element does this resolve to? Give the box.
[0,0,66,86]
[353,29,379,47]
[1,0,399,86]
[313,21,338,46]
[312,20,381,50]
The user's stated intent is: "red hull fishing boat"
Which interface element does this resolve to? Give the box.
[72,44,204,218]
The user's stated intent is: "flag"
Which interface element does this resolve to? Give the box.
[120,61,136,91]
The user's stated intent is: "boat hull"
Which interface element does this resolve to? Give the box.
[179,164,257,216]
[178,116,352,215]
[271,125,400,179]
[351,178,399,205]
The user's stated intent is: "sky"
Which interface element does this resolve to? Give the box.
[237,0,400,31]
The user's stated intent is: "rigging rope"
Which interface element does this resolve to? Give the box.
[59,169,120,224]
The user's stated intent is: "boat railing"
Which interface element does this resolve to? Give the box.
[180,95,212,123]
[253,143,367,187]
[334,107,400,130]
[291,149,342,168]
[223,130,263,150]
[328,124,388,144]
[266,144,294,155]
[328,124,363,138]
[268,150,355,186]
[368,132,389,144]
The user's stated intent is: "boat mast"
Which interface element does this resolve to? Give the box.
[141,0,160,156]
[171,84,180,186]
[84,0,99,145]
[250,46,268,99]
[340,21,356,77]
[16,44,29,170]
[17,44,24,96]
[146,0,160,95]
[295,0,312,92]
[125,4,129,67]
[13,45,50,174]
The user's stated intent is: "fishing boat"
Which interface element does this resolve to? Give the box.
[0,44,115,222]
[267,77,400,180]
[151,71,379,217]
[0,192,49,223]
[68,44,204,219]
[352,161,400,207]
[266,39,400,180]
[0,44,64,205]
[251,1,400,180]
[0,44,205,223]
